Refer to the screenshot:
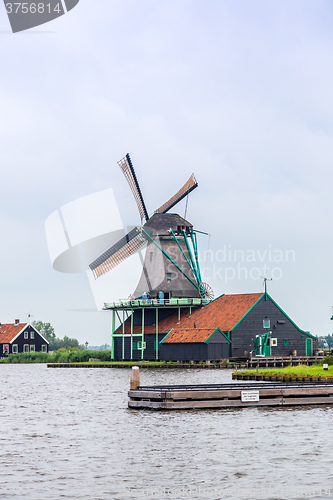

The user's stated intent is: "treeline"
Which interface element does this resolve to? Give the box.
[32,321,84,350]
[4,349,112,364]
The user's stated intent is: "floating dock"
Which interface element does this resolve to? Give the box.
[128,367,333,410]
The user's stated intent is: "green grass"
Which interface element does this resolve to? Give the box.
[237,364,333,377]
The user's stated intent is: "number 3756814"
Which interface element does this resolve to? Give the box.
[5,3,62,14]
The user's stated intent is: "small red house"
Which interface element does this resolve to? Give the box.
[0,320,49,356]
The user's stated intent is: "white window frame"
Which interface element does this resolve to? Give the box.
[12,344,18,354]
[30,345,35,352]
[30,331,34,339]
[263,319,270,329]
[41,345,47,353]
[24,344,29,353]
[24,331,28,339]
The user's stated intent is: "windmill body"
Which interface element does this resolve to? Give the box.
[134,213,201,299]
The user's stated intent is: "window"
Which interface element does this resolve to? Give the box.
[167,273,172,282]
[24,331,28,339]
[41,345,47,352]
[263,319,270,329]
[137,341,146,350]
[283,339,288,346]
[30,345,35,352]
[30,331,34,339]
[133,341,138,350]
[3,345,9,354]
[12,344,18,354]
[24,344,29,353]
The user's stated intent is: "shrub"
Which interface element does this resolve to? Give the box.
[4,348,112,364]
[322,356,333,366]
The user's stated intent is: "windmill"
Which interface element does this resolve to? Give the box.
[89,154,214,301]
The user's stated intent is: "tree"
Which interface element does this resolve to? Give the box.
[32,321,82,351]
[32,321,55,342]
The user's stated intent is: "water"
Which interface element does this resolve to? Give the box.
[0,364,332,500]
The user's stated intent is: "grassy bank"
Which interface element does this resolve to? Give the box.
[232,359,333,381]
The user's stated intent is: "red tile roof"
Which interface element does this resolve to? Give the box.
[162,328,217,343]
[161,293,263,343]
[179,293,263,332]
[0,324,27,343]
[118,293,263,345]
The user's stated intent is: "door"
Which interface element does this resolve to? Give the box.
[255,333,271,356]
[306,338,313,356]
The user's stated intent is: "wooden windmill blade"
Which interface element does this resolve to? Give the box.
[89,227,146,278]
[118,153,149,224]
[154,174,198,214]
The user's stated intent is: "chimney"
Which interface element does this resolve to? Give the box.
[15,319,19,325]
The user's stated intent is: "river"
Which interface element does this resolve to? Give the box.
[0,364,332,500]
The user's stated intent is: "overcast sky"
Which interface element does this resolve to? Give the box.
[1,0,333,345]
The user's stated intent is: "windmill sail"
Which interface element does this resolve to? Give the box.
[89,227,146,278]
[154,174,198,214]
[89,154,199,280]
[118,154,149,223]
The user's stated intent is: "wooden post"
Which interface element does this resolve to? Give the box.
[130,366,140,390]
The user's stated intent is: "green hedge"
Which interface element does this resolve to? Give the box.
[5,349,112,364]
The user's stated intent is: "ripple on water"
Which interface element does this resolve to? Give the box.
[0,365,332,499]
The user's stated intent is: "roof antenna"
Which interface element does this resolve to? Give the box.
[25,311,33,322]
[260,276,272,297]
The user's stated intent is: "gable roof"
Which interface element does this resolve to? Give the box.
[162,327,231,344]
[117,294,264,335]
[177,293,263,332]
[162,328,217,343]
[0,323,28,343]
[160,293,263,344]
[116,292,313,342]
[0,323,50,344]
